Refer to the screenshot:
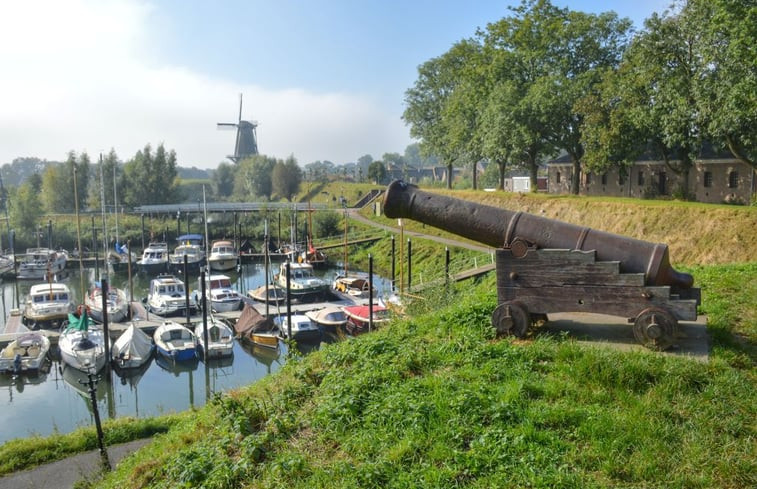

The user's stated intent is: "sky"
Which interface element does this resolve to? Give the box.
[0,0,670,170]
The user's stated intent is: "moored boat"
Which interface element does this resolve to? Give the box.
[16,248,67,280]
[305,305,349,333]
[146,274,197,317]
[247,283,286,304]
[168,234,206,275]
[234,303,279,349]
[208,240,238,272]
[85,282,130,324]
[153,320,197,362]
[22,282,75,329]
[332,272,376,299]
[195,316,235,359]
[111,323,154,369]
[195,274,242,312]
[58,310,106,372]
[275,261,329,302]
[342,304,390,335]
[137,242,169,275]
[275,314,322,342]
[0,332,51,374]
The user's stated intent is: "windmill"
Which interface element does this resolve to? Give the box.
[217,93,259,163]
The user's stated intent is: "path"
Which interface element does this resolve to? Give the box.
[0,439,151,489]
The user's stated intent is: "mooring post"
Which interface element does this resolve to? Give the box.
[368,254,373,333]
[445,247,450,287]
[184,255,190,325]
[407,238,412,291]
[201,271,209,359]
[101,278,110,372]
[286,261,292,341]
[391,235,395,292]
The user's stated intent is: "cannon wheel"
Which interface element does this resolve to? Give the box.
[633,307,678,351]
[491,301,530,338]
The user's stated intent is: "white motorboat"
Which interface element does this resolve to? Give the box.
[0,332,51,374]
[22,282,75,329]
[195,274,242,312]
[58,311,106,372]
[195,316,235,359]
[208,240,238,272]
[153,320,197,362]
[111,323,154,369]
[306,305,349,332]
[275,261,329,301]
[168,234,206,274]
[146,274,197,317]
[16,248,68,280]
[85,282,130,324]
[275,314,322,342]
[137,242,169,275]
[332,272,376,299]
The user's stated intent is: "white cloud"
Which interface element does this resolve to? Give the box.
[0,0,410,169]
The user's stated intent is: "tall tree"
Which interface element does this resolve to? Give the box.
[272,155,302,202]
[213,162,236,199]
[121,143,178,206]
[234,155,277,201]
[9,179,43,238]
[367,160,387,185]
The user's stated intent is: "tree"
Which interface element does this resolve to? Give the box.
[234,155,277,201]
[9,180,43,238]
[41,151,90,213]
[367,160,387,184]
[121,143,178,206]
[213,162,236,199]
[272,155,302,202]
[694,0,757,168]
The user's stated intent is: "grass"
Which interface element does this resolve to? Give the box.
[89,267,755,489]
[0,415,181,476]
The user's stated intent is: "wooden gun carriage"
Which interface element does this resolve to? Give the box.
[382,180,700,350]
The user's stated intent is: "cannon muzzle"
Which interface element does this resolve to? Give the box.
[382,180,693,289]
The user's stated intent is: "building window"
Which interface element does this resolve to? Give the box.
[556,171,561,183]
[601,174,608,185]
[703,171,713,188]
[585,172,591,185]
[728,171,739,188]
[638,170,644,186]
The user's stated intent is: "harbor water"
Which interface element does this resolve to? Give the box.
[0,262,391,445]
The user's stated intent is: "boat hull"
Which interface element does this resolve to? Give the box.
[59,330,107,373]
[0,333,51,373]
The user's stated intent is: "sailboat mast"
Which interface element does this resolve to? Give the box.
[264,219,269,317]
[99,153,108,281]
[113,161,119,247]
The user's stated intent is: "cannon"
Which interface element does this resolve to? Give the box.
[382,180,700,350]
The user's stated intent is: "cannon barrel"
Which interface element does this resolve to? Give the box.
[382,180,693,289]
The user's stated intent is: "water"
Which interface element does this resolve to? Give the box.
[0,262,392,444]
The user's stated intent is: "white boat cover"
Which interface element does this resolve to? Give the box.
[112,324,153,364]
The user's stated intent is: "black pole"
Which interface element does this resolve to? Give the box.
[201,271,208,359]
[83,373,111,470]
[184,255,190,325]
[285,261,292,341]
[101,278,110,371]
[368,254,373,333]
[47,219,52,249]
[390,235,395,292]
[407,238,412,291]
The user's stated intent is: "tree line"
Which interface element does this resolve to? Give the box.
[402,0,755,194]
